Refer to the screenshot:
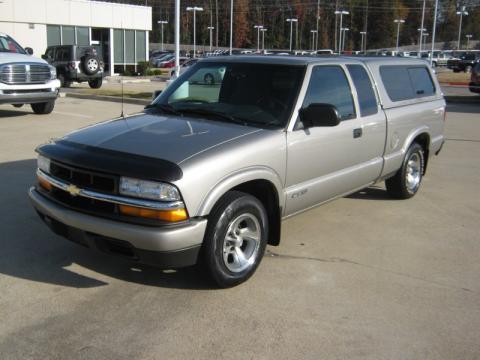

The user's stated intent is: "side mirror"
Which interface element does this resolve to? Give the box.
[152,90,162,100]
[299,103,341,128]
[25,47,34,55]
[41,54,47,60]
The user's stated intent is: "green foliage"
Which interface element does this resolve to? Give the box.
[146,68,164,76]
[137,61,150,76]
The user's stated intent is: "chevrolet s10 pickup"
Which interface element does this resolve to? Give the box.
[29,56,445,287]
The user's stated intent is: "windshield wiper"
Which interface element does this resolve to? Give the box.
[145,103,180,115]
[176,108,249,126]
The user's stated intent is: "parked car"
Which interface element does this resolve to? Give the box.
[447,51,480,73]
[0,32,60,114]
[30,56,445,287]
[152,54,174,68]
[170,58,199,78]
[469,61,480,94]
[43,45,104,88]
[158,56,189,69]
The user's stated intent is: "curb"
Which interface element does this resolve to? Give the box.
[65,92,150,106]
[445,96,480,104]
[440,82,470,87]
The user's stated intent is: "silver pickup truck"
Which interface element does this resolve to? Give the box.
[30,56,445,287]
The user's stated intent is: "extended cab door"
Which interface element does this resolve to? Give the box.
[284,64,386,216]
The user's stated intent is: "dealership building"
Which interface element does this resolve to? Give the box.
[0,0,152,75]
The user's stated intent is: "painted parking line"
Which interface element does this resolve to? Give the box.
[53,111,93,119]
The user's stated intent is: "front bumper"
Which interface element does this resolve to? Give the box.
[29,187,207,268]
[469,82,480,94]
[0,79,60,104]
[0,89,58,104]
[66,70,103,82]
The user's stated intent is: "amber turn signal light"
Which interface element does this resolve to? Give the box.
[119,205,188,222]
[38,175,52,191]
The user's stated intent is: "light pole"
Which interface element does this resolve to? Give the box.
[456,6,468,50]
[419,0,426,53]
[207,26,214,52]
[360,31,367,53]
[174,0,180,77]
[394,19,405,52]
[260,28,267,52]
[186,6,204,58]
[157,20,168,51]
[253,25,263,52]
[417,28,427,53]
[466,34,472,50]
[229,0,233,55]
[286,18,298,52]
[430,0,439,66]
[310,30,318,51]
[341,27,349,53]
[334,10,349,54]
[315,0,320,51]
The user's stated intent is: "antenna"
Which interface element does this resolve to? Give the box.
[120,74,125,118]
[120,16,125,118]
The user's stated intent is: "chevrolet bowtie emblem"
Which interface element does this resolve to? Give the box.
[66,184,81,197]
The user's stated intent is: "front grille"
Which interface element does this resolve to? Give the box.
[50,161,116,194]
[0,63,51,84]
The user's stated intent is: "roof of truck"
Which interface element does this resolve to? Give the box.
[201,55,430,67]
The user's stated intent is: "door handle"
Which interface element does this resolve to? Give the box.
[353,128,362,139]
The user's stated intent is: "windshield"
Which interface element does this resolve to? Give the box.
[152,61,305,129]
[0,35,25,54]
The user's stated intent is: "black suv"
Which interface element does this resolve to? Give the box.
[42,45,104,88]
[447,51,480,73]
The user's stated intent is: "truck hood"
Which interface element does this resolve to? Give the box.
[0,52,47,64]
[62,112,263,164]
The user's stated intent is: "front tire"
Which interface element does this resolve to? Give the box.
[202,191,268,288]
[31,101,55,115]
[386,143,425,199]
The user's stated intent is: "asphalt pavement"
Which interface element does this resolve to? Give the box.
[0,97,479,360]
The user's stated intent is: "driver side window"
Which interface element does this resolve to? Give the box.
[303,66,356,121]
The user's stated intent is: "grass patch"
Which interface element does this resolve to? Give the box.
[436,71,470,84]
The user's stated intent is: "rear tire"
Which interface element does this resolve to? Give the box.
[386,143,425,199]
[88,78,103,89]
[31,101,55,115]
[202,191,268,288]
[58,74,71,88]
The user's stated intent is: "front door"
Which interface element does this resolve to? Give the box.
[284,64,386,216]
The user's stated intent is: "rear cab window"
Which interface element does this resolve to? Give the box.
[380,65,436,102]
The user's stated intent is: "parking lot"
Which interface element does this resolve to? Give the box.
[0,97,479,359]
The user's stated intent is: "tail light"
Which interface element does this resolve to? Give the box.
[68,61,76,70]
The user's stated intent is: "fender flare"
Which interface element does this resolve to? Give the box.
[195,166,285,217]
[401,126,431,155]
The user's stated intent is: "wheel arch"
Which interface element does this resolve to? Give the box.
[196,167,284,246]
[403,129,430,175]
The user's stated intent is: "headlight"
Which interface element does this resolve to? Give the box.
[49,65,57,80]
[37,155,50,174]
[119,177,181,201]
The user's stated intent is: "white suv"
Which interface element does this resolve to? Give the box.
[0,33,60,114]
